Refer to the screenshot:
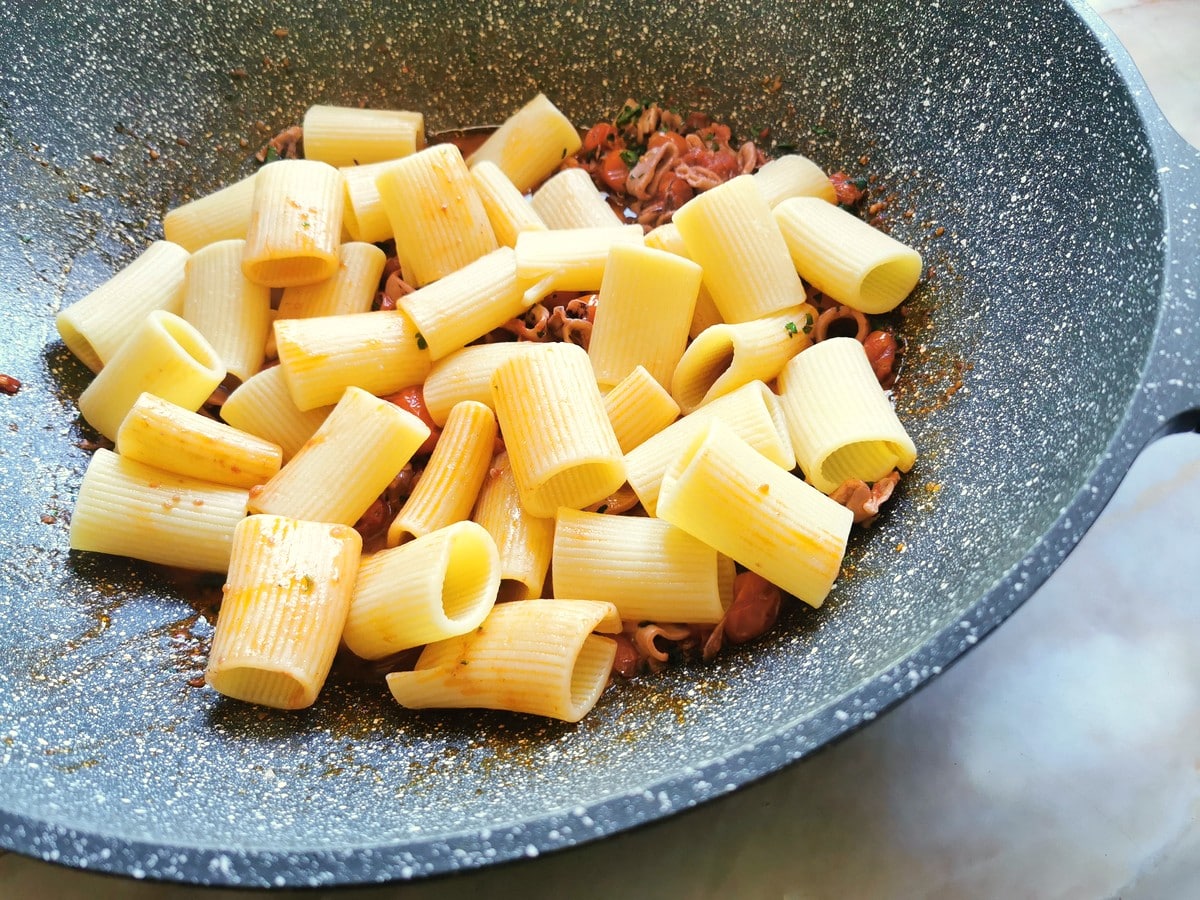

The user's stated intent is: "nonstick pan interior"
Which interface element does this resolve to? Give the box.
[0,0,1196,886]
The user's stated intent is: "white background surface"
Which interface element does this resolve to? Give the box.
[3,0,1198,896]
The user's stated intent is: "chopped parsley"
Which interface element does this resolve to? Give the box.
[785,321,799,338]
[415,333,428,350]
[811,124,834,137]
[853,175,869,191]
[803,312,814,334]
[619,148,640,167]
[595,503,608,514]
[615,101,642,127]
[264,145,281,163]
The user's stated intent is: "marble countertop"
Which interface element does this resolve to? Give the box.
[3,1,1198,896]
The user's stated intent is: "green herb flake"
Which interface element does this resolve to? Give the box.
[785,321,798,338]
[853,175,869,190]
[812,125,834,137]
[774,142,797,155]
[619,148,640,167]
[803,313,814,334]
[416,333,428,351]
[596,503,609,514]
[561,146,567,159]
[615,102,642,127]
[264,145,281,163]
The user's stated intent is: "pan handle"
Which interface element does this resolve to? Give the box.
[1134,123,1200,438]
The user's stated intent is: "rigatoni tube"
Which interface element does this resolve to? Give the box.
[69,448,248,572]
[657,421,853,608]
[588,243,701,391]
[465,94,583,193]
[274,309,431,411]
[387,401,498,546]
[774,196,922,314]
[301,105,424,167]
[343,521,500,660]
[553,509,734,625]
[386,599,620,723]
[116,392,282,489]
[56,240,189,373]
[242,159,344,287]
[776,337,917,493]
[470,450,554,602]
[77,310,225,442]
[669,304,815,414]
[183,238,271,383]
[672,173,806,323]
[205,515,362,709]
[375,143,497,287]
[491,342,626,518]
[248,386,430,526]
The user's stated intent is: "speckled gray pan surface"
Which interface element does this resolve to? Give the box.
[0,0,1197,887]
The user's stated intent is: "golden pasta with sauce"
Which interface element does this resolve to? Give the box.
[58,91,922,722]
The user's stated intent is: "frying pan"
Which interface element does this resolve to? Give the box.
[0,0,1197,887]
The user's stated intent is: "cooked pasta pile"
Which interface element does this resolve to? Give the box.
[58,94,921,722]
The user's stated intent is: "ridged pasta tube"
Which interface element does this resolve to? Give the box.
[465,94,583,193]
[602,364,681,454]
[220,365,332,462]
[163,172,258,253]
[343,520,500,660]
[470,450,554,602]
[657,421,853,608]
[116,392,282,489]
[774,197,922,314]
[301,105,424,167]
[69,448,249,572]
[422,342,548,426]
[491,342,626,518]
[624,379,794,516]
[672,174,806,323]
[398,247,526,361]
[205,514,362,709]
[386,599,620,723]
[644,222,724,339]
[588,243,701,390]
[387,401,498,546]
[183,238,271,382]
[514,224,643,298]
[531,167,624,230]
[248,386,430,526]
[669,304,816,414]
[77,309,225,442]
[341,160,399,244]
[274,309,431,411]
[777,337,917,493]
[753,153,838,207]
[56,240,189,372]
[242,159,344,287]
[276,241,386,321]
[553,509,734,625]
[470,160,548,248]
[375,143,498,287]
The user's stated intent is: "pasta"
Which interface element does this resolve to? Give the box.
[206,514,362,709]
[58,93,924,725]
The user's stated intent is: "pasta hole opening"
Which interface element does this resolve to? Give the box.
[54,317,103,373]
[440,528,499,624]
[820,440,906,490]
[859,253,922,314]
[244,255,338,289]
[158,313,223,376]
[565,634,617,722]
[673,342,734,413]
[497,579,531,604]
[206,666,311,710]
